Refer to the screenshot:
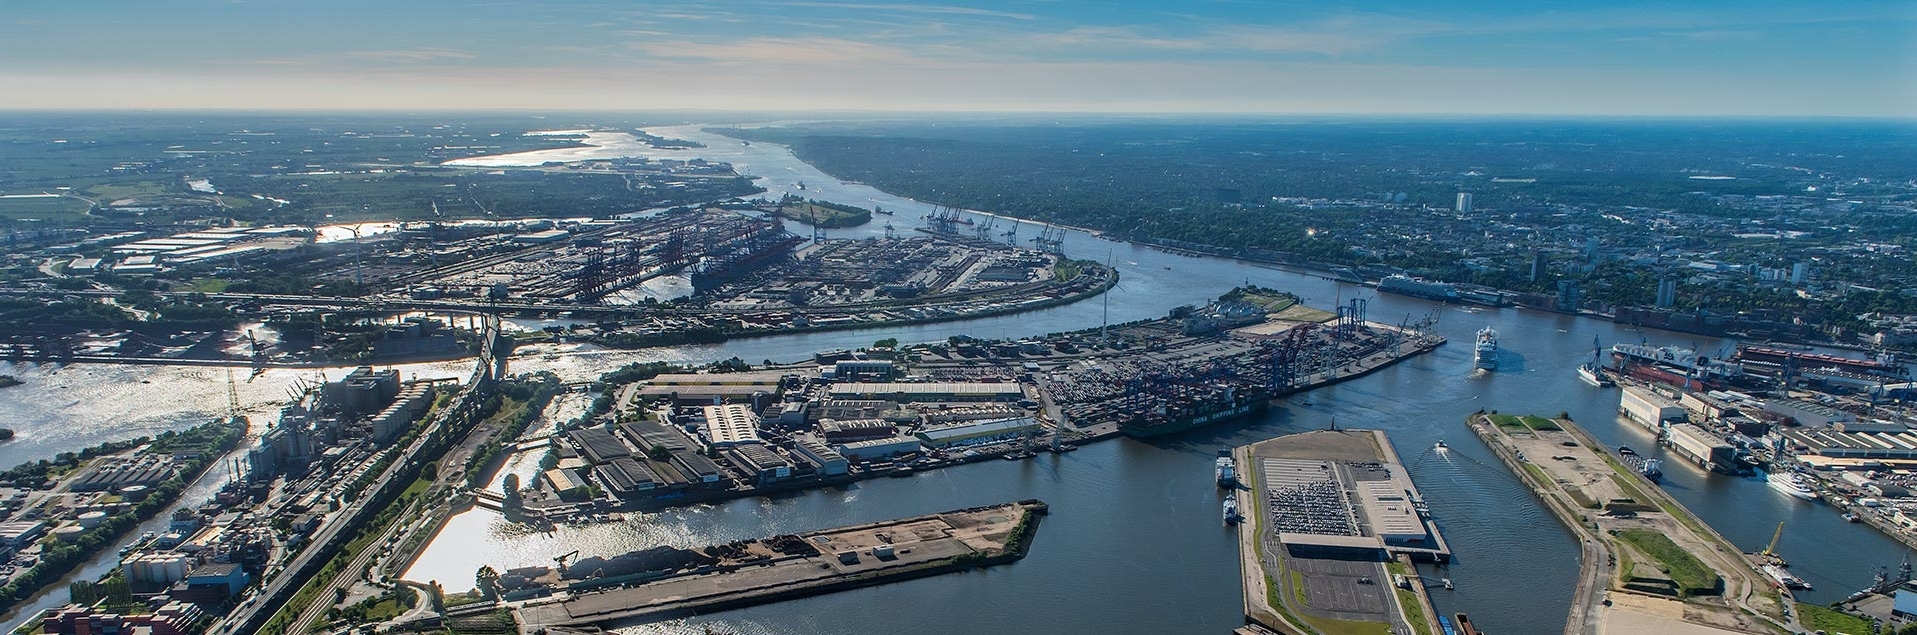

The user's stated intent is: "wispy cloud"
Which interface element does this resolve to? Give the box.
[341,49,477,63]
[769,1,1035,21]
[629,37,911,65]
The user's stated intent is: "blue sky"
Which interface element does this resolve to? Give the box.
[1,0,1912,116]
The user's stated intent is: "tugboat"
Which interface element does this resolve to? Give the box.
[1474,328,1499,370]
[1216,449,1237,488]
[1223,492,1243,525]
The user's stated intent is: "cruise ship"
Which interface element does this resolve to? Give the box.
[1378,275,1463,302]
[1767,470,1818,502]
[1474,328,1499,370]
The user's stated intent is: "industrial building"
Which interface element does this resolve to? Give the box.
[1621,385,1687,428]
[1781,424,1917,460]
[832,360,896,381]
[1764,397,1857,427]
[727,444,793,484]
[568,428,633,465]
[794,438,850,476]
[1356,481,1432,547]
[818,418,897,443]
[828,382,1024,402]
[916,417,1040,447]
[593,457,662,496]
[836,436,922,461]
[700,404,762,448]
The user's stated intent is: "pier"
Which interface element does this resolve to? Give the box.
[1465,412,1792,635]
[511,500,1046,630]
[1234,429,1447,635]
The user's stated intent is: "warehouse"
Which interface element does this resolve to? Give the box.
[1620,385,1686,428]
[829,382,1024,402]
[836,436,922,462]
[1356,481,1431,547]
[727,444,793,483]
[794,438,850,476]
[620,421,691,453]
[915,417,1040,448]
[700,404,762,448]
[593,457,661,496]
[671,452,726,484]
[568,428,633,465]
[818,418,898,443]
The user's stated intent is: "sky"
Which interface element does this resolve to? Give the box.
[0,0,1913,117]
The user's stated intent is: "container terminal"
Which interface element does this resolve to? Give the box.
[500,288,1443,525]
[509,500,1046,630]
[1233,429,1449,635]
[1467,411,1791,635]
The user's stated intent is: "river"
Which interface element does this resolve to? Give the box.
[3,123,1907,634]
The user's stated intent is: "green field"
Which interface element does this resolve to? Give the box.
[1615,530,1722,596]
[0,195,90,220]
[1520,415,1561,431]
[1488,413,1528,432]
[778,200,872,228]
[1796,603,1872,634]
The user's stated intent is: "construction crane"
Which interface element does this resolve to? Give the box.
[1761,521,1785,557]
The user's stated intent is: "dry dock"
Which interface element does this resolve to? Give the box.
[512,500,1046,631]
[1235,429,1446,635]
[1465,412,1792,635]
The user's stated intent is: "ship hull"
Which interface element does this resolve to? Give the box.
[1122,400,1270,438]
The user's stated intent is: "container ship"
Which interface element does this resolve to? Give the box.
[1215,450,1237,488]
[1474,328,1499,370]
[1120,391,1271,438]
[1767,470,1818,502]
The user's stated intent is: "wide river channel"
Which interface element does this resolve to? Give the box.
[2,123,1908,635]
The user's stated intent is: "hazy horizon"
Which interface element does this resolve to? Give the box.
[3,0,1913,117]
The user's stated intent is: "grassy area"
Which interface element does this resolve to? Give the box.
[1054,259,1083,282]
[1615,530,1722,596]
[1521,415,1561,431]
[0,195,90,221]
[1487,413,1529,432]
[1796,603,1873,634]
[186,278,231,293]
[779,200,872,227]
[1394,587,1433,635]
[1272,304,1337,323]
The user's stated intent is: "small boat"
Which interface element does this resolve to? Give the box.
[1618,445,1637,456]
[1434,440,1449,451]
[1223,493,1242,525]
[1442,578,1454,590]
[1216,451,1238,488]
[1843,512,1861,523]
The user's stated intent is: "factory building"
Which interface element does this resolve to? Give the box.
[701,404,763,448]
[1621,385,1687,427]
[916,417,1040,448]
[836,436,922,462]
[322,366,401,416]
[829,382,1024,402]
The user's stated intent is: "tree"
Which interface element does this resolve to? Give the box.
[872,337,899,349]
[475,566,500,601]
[501,474,522,511]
